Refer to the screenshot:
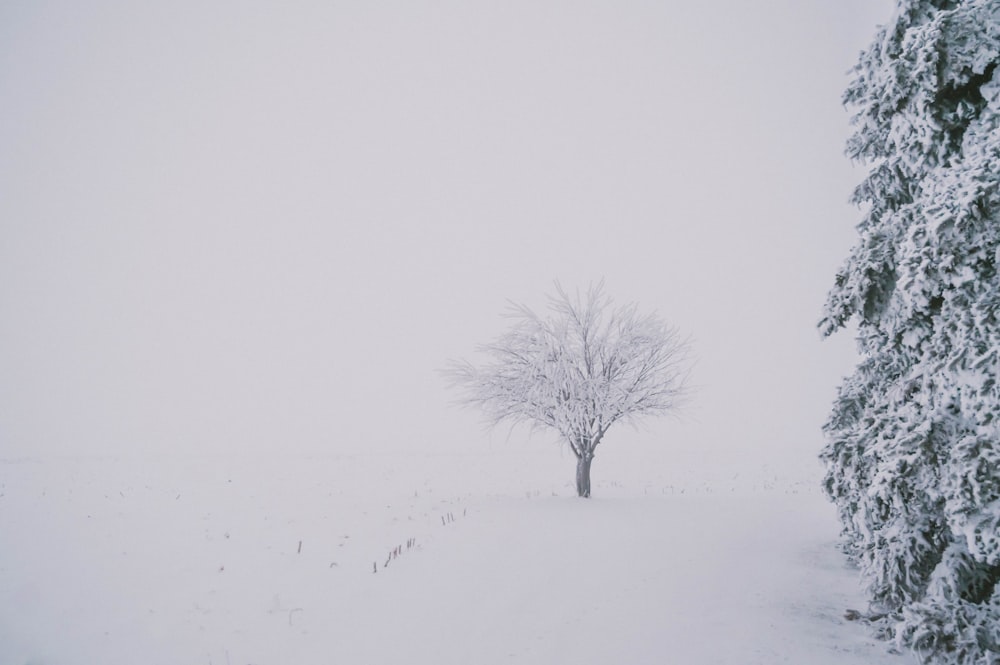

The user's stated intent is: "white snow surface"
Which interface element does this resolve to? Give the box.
[0,446,913,665]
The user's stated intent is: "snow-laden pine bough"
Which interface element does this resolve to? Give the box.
[819,1,1000,663]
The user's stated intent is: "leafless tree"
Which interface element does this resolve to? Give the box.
[446,282,691,497]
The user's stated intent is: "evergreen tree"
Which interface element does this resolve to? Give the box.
[821,2,1000,663]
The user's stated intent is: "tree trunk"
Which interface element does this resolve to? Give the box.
[575,453,593,498]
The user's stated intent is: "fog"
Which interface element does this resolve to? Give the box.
[1,1,891,463]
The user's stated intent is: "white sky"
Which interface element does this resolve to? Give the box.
[0,1,892,464]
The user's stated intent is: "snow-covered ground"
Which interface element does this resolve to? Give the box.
[0,444,912,665]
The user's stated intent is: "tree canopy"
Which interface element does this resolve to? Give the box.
[448,283,690,497]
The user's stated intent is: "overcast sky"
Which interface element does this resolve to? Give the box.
[1,1,892,466]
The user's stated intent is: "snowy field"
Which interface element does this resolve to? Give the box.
[0,445,912,665]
